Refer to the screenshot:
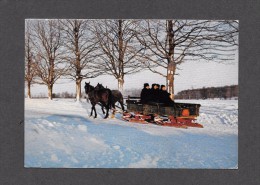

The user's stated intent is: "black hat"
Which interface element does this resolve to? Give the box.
[144,83,149,88]
[161,85,165,90]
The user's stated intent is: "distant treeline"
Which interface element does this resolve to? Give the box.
[175,85,238,100]
[30,89,140,99]
[124,89,141,97]
[31,92,81,99]
[29,85,238,100]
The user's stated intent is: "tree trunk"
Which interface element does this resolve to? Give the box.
[48,84,53,100]
[118,77,124,92]
[27,82,31,99]
[166,20,176,100]
[74,22,82,102]
[117,20,124,93]
[167,62,176,100]
[76,78,82,102]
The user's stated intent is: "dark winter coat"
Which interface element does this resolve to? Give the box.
[150,89,160,102]
[140,88,151,104]
[159,90,175,105]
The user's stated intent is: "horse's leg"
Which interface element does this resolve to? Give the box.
[102,105,105,114]
[119,100,125,112]
[104,104,109,119]
[109,102,116,118]
[90,103,94,117]
[111,104,116,118]
[93,104,97,118]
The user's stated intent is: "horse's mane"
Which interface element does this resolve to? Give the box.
[95,83,105,90]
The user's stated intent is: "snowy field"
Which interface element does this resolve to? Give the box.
[25,98,238,168]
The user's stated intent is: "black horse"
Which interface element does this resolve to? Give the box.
[84,82,114,119]
[95,83,125,112]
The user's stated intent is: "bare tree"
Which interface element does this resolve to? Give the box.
[92,20,145,91]
[31,20,67,100]
[136,20,238,99]
[25,21,37,99]
[59,19,101,101]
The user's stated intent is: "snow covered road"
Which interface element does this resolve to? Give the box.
[25,99,238,168]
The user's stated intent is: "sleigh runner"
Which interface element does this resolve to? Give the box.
[122,97,203,128]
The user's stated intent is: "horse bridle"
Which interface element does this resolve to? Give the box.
[85,84,92,94]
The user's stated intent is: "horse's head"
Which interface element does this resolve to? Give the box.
[95,83,105,90]
[85,82,94,93]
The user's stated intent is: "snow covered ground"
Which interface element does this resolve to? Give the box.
[25,98,238,168]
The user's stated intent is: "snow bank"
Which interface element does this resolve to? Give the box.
[128,154,160,168]
[25,98,238,168]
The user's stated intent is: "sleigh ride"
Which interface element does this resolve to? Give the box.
[85,82,203,129]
